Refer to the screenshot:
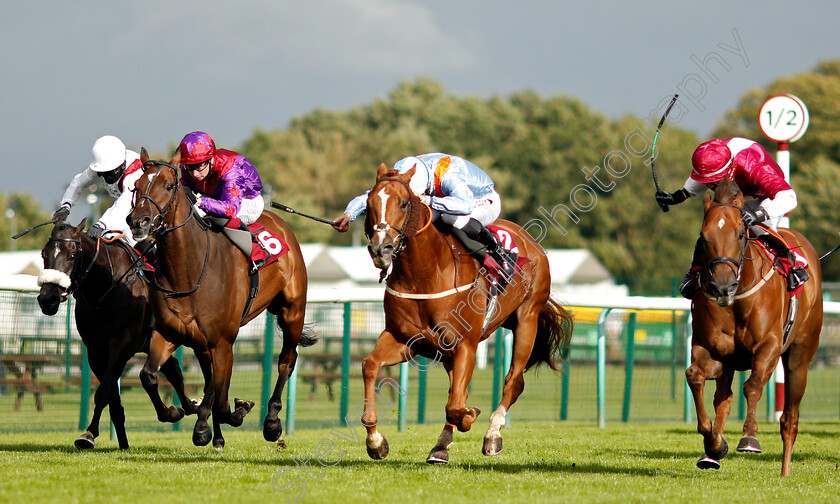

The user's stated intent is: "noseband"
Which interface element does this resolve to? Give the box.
[368,177,415,258]
[702,202,752,288]
[133,161,191,236]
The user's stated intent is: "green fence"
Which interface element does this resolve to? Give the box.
[1,289,839,437]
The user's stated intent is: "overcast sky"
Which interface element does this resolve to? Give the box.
[3,1,839,210]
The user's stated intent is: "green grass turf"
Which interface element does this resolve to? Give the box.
[1,420,838,504]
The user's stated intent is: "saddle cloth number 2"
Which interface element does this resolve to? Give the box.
[492,228,519,254]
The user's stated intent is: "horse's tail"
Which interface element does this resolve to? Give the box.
[298,322,319,347]
[526,297,574,372]
[274,317,319,347]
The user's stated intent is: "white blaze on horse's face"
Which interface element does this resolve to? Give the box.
[718,218,726,229]
[376,187,390,240]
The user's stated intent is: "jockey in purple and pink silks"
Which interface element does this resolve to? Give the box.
[655,137,809,298]
[178,131,265,225]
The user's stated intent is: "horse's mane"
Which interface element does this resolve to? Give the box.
[713,179,741,204]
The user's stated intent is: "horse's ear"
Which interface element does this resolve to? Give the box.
[140,147,149,164]
[404,164,417,182]
[170,149,181,166]
[703,192,713,212]
[375,163,389,180]
[76,218,87,232]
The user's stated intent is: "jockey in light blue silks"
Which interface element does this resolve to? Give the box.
[333,153,516,285]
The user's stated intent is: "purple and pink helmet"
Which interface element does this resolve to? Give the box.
[179,131,216,165]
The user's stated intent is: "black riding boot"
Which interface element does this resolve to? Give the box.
[135,241,158,270]
[754,231,810,290]
[679,237,704,299]
[466,220,516,286]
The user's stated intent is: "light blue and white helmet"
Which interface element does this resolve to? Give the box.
[393,156,431,196]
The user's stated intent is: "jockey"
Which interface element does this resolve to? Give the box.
[333,153,516,286]
[177,131,265,226]
[178,131,266,272]
[655,137,810,298]
[54,135,145,248]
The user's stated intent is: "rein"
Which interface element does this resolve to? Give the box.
[135,160,210,298]
[701,202,762,299]
[369,176,432,282]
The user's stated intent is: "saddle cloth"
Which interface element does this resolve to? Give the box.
[751,225,808,295]
[486,225,531,274]
[226,217,289,271]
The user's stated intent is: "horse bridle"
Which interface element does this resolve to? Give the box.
[701,202,754,290]
[368,177,415,258]
[133,160,210,297]
[47,234,140,307]
[133,160,192,236]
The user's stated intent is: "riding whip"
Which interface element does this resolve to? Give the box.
[819,233,840,262]
[651,94,679,212]
[270,201,337,226]
[12,218,57,239]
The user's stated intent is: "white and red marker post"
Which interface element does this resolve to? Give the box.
[757,94,810,421]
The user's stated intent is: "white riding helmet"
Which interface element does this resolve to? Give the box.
[394,156,431,196]
[89,135,127,173]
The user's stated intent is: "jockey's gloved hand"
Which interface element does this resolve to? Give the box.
[52,204,71,222]
[88,222,106,240]
[655,189,689,207]
[741,208,768,226]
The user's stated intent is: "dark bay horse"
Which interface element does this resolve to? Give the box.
[360,164,574,463]
[127,149,315,449]
[36,218,195,449]
[687,181,822,476]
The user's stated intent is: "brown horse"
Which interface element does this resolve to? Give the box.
[126,149,315,449]
[360,164,574,463]
[36,218,195,449]
[687,181,822,476]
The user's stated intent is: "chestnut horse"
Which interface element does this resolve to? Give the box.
[36,218,195,449]
[687,181,822,476]
[360,165,574,463]
[126,149,315,449]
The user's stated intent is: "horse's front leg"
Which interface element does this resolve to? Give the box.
[740,339,780,454]
[362,330,407,460]
[139,331,185,423]
[685,344,727,468]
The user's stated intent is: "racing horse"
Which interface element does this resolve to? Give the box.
[36,218,195,449]
[687,180,822,476]
[127,149,315,449]
[360,164,574,463]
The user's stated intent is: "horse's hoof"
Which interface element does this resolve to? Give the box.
[426,449,449,464]
[263,421,283,442]
[706,435,729,460]
[482,436,503,456]
[736,436,762,453]
[697,454,721,470]
[234,398,255,415]
[193,428,212,446]
[213,438,225,451]
[160,406,186,423]
[74,432,95,450]
[366,438,390,460]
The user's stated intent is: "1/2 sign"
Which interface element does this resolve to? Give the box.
[758,94,809,143]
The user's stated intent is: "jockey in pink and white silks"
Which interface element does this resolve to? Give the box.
[177,131,265,226]
[655,137,809,298]
[53,135,145,246]
[334,153,516,285]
